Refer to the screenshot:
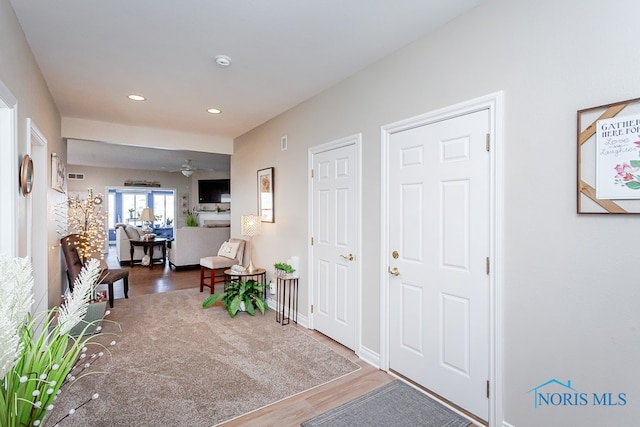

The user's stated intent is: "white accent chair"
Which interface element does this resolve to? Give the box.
[199,238,245,293]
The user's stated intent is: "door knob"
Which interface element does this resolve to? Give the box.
[388,266,400,276]
[340,253,354,261]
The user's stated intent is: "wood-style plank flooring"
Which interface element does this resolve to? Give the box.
[104,247,474,427]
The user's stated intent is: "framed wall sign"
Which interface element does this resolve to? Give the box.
[257,167,274,222]
[51,153,65,193]
[577,97,640,213]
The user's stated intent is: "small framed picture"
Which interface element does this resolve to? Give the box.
[257,167,274,222]
[51,153,65,193]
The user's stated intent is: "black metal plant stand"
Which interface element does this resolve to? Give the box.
[276,277,299,325]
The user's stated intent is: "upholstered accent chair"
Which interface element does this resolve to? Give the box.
[61,234,129,308]
[199,238,245,293]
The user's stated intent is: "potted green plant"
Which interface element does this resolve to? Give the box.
[202,280,266,317]
[185,209,198,227]
[274,262,296,279]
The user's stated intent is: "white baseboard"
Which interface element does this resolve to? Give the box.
[266,297,308,328]
[264,294,508,427]
[358,344,380,369]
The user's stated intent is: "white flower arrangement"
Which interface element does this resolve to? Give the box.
[0,254,106,426]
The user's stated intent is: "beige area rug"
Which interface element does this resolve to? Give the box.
[46,288,359,427]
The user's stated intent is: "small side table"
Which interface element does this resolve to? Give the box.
[224,268,267,299]
[129,238,167,269]
[276,277,299,325]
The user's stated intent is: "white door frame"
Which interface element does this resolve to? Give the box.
[308,134,362,354]
[380,92,504,426]
[27,118,48,313]
[0,80,18,257]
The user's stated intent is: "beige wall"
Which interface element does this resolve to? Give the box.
[233,0,640,425]
[1,0,65,310]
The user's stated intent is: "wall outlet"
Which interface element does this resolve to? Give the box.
[269,281,276,295]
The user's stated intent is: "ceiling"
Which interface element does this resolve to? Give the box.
[66,139,231,173]
[10,0,485,171]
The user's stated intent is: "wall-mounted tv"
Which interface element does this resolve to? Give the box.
[198,179,231,203]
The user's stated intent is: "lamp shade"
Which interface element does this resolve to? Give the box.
[241,215,261,237]
[139,207,155,222]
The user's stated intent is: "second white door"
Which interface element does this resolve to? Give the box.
[311,140,358,350]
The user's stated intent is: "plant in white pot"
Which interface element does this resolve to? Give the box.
[202,280,266,317]
[274,262,296,279]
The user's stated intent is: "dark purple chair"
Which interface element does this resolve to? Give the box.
[61,234,129,308]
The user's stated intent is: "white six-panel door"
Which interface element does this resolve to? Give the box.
[388,109,490,420]
[311,140,359,350]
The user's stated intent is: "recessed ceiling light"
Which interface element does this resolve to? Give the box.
[207,108,222,114]
[128,94,146,101]
[215,55,231,67]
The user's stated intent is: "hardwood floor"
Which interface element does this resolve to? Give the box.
[103,246,474,427]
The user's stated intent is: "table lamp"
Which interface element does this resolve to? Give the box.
[139,207,155,234]
[241,215,261,273]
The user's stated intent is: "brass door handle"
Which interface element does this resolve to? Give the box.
[340,253,354,261]
[388,267,400,276]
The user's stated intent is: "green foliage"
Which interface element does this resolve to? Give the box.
[274,262,295,273]
[0,257,104,427]
[0,311,100,426]
[202,280,266,318]
[185,209,198,227]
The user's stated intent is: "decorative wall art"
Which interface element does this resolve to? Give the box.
[577,97,640,213]
[257,167,274,222]
[51,153,65,193]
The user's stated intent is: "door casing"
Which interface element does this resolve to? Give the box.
[380,92,504,426]
[0,79,18,257]
[27,118,48,314]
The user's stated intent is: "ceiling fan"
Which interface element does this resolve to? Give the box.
[170,160,201,177]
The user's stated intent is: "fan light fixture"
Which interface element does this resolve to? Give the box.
[182,169,194,177]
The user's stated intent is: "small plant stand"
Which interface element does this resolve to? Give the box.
[276,276,299,325]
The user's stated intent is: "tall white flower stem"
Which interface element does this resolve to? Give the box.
[0,254,103,427]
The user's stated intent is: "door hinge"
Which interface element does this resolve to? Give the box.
[486,133,491,151]
[311,169,314,178]
[487,380,490,398]
[311,237,314,246]
[486,257,490,275]
[310,304,314,314]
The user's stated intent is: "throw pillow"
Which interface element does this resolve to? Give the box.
[217,240,241,259]
[124,225,141,240]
